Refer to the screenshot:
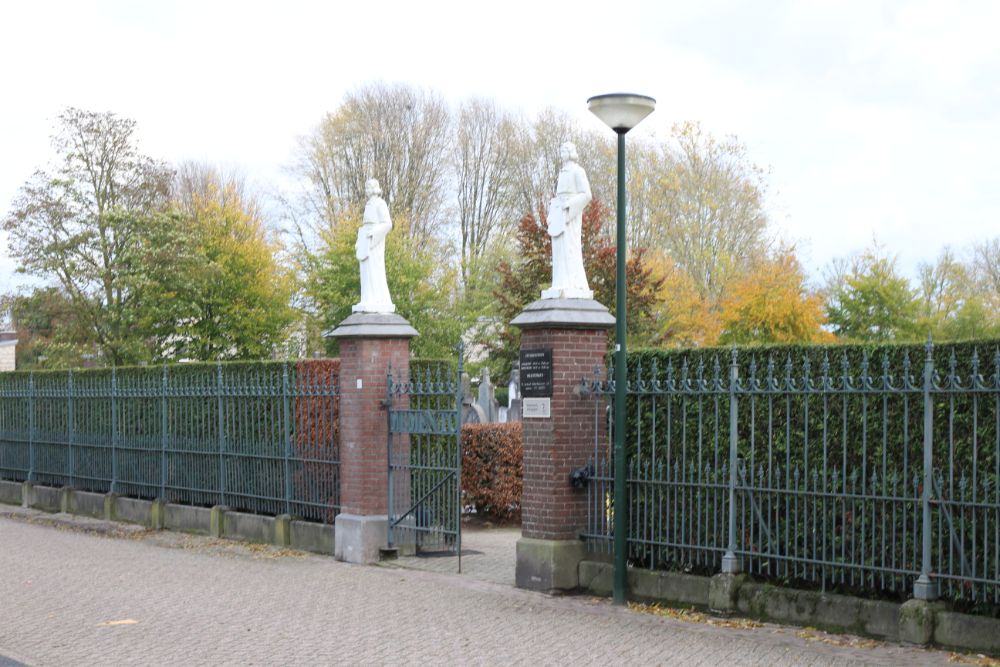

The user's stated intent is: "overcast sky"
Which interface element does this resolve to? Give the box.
[1,0,998,292]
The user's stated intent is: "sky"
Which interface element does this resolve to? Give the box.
[1,0,998,292]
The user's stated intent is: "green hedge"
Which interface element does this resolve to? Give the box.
[623,339,1000,479]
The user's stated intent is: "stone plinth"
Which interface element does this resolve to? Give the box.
[512,298,612,592]
[325,312,416,563]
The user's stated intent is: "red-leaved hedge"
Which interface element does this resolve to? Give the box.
[461,422,523,519]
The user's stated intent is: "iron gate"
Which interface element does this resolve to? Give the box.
[386,347,463,570]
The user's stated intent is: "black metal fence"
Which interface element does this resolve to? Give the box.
[583,341,1000,609]
[0,360,340,522]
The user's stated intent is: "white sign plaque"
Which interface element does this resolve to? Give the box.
[523,397,551,419]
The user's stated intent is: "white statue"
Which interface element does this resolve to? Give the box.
[541,141,593,300]
[353,178,395,313]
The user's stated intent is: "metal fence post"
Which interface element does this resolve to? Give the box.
[386,364,394,547]
[27,371,35,482]
[455,342,464,574]
[160,364,168,499]
[68,369,75,487]
[216,362,226,506]
[721,348,740,573]
[282,362,292,516]
[110,367,118,494]
[914,337,939,600]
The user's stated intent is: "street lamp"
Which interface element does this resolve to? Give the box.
[588,92,655,605]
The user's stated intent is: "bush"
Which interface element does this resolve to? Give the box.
[461,422,522,519]
[625,338,1000,477]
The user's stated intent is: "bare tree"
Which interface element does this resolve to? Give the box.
[453,98,524,286]
[973,238,1000,298]
[512,108,613,220]
[916,247,970,323]
[172,161,256,219]
[654,121,772,300]
[293,82,452,242]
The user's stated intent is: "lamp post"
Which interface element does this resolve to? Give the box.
[588,93,655,605]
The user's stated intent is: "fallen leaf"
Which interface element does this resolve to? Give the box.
[97,619,139,627]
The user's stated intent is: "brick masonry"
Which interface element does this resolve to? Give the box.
[337,337,409,516]
[520,327,608,541]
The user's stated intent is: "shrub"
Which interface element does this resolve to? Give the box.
[461,422,522,519]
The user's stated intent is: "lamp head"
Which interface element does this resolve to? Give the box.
[587,93,656,134]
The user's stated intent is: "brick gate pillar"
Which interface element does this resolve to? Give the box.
[325,312,417,564]
[511,298,614,592]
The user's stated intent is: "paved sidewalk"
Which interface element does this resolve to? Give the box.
[385,524,519,585]
[0,511,970,666]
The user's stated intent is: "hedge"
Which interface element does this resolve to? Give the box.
[461,422,522,519]
[622,339,1000,479]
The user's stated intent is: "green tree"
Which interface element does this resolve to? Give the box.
[304,216,465,359]
[145,170,296,361]
[825,246,919,342]
[2,108,174,365]
[0,288,87,368]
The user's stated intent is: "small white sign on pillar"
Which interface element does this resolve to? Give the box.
[522,397,551,419]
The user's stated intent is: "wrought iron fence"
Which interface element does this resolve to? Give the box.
[582,341,1000,608]
[387,357,463,560]
[0,360,340,523]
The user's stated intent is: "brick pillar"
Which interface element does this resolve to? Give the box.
[325,313,417,564]
[511,298,613,592]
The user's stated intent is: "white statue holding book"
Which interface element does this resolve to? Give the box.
[353,178,395,313]
[541,141,593,300]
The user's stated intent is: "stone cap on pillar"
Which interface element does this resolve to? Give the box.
[511,298,615,330]
[323,312,419,339]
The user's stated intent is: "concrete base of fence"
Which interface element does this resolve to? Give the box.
[163,503,213,533]
[67,490,107,519]
[0,482,337,556]
[150,499,166,529]
[709,573,746,614]
[210,506,227,538]
[290,518,335,554]
[934,611,1000,653]
[113,497,156,527]
[274,514,291,546]
[578,559,1000,654]
[516,538,586,593]
[898,599,943,645]
[0,480,22,505]
[334,513,387,564]
[23,482,61,512]
[737,581,901,641]
[223,510,274,544]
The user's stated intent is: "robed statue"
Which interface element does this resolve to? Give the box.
[353,178,395,313]
[541,142,593,300]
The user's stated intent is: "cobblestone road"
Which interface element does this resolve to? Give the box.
[0,511,969,666]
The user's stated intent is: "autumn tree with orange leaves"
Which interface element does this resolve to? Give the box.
[718,250,832,345]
